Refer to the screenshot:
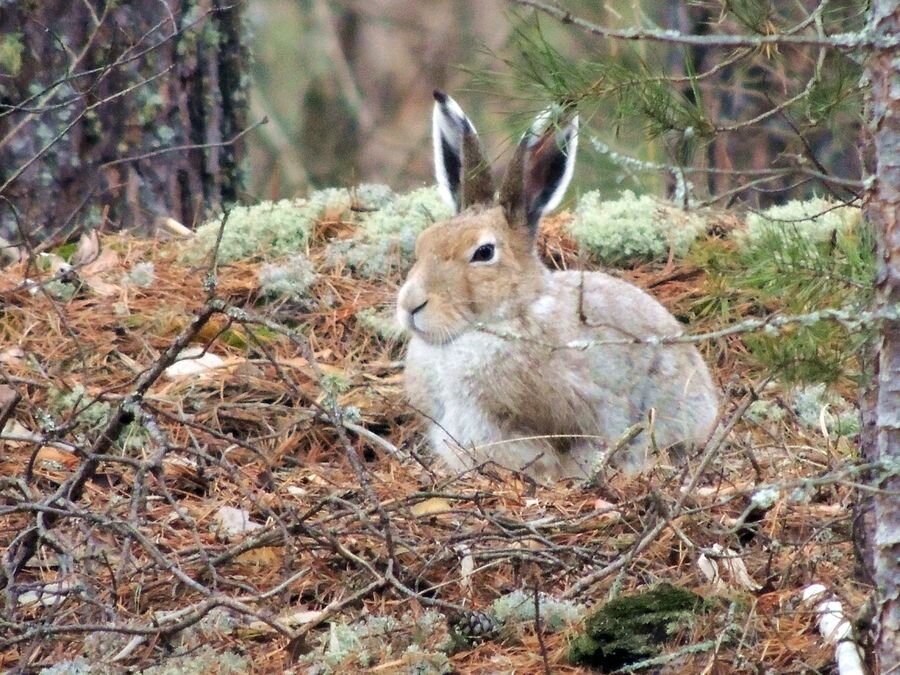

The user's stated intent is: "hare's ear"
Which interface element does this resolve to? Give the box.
[432,90,495,212]
[500,106,578,232]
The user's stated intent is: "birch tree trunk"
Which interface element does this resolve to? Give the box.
[862,0,900,669]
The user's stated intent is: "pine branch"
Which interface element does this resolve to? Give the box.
[508,0,894,50]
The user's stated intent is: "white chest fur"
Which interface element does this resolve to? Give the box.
[406,332,512,470]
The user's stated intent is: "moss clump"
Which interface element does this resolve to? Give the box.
[568,583,706,670]
[568,190,707,266]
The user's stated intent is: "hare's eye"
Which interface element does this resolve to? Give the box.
[470,243,495,263]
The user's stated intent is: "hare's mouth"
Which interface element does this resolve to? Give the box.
[407,314,466,346]
[397,301,468,346]
[410,325,464,347]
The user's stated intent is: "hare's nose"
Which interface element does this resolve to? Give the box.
[410,299,428,315]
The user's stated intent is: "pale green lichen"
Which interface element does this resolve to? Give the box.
[353,183,395,210]
[43,279,78,301]
[51,385,149,451]
[191,196,327,263]
[356,307,406,342]
[491,590,584,632]
[299,611,450,674]
[746,399,787,425]
[190,186,391,264]
[0,33,24,77]
[741,198,860,250]
[400,645,452,674]
[361,187,450,241]
[128,262,156,288]
[39,659,93,675]
[793,383,860,437]
[326,187,452,277]
[568,190,707,265]
[140,646,249,675]
[257,255,317,301]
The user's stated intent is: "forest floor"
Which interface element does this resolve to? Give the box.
[0,206,871,673]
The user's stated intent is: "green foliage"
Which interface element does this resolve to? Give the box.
[739,201,872,384]
[495,21,713,141]
[54,242,79,261]
[495,3,866,205]
[689,199,873,385]
[741,198,861,250]
[569,190,707,265]
[491,589,584,632]
[568,583,706,669]
[802,52,864,126]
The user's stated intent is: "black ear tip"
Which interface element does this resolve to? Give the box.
[433,89,448,104]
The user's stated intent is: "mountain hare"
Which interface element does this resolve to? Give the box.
[396,91,719,480]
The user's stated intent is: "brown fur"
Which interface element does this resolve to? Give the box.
[399,93,719,480]
[398,205,544,344]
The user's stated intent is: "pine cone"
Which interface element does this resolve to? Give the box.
[452,610,499,641]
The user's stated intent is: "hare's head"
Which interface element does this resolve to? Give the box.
[397,91,578,345]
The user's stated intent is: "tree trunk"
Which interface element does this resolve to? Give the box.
[0,0,248,245]
[862,0,900,670]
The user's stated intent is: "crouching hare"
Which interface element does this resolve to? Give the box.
[396,91,719,481]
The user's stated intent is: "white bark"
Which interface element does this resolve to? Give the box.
[863,0,900,670]
[802,585,866,675]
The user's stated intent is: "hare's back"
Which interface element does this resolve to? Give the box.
[550,270,684,339]
[551,270,718,446]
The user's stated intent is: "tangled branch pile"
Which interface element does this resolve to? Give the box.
[0,188,872,673]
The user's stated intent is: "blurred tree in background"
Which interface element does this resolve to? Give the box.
[0,1,248,244]
[248,0,867,209]
[246,0,514,198]
[2,0,869,241]
[490,0,866,207]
